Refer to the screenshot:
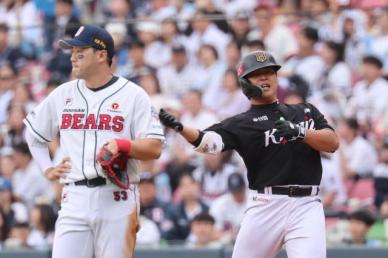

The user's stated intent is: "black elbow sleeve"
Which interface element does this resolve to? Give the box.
[189,131,204,147]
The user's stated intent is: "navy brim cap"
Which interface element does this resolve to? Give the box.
[58,38,93,49]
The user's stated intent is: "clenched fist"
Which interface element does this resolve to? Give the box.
[159,109,183,132]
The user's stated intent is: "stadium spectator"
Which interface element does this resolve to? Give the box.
[157,44,199,99]
[0,64,17,124]
[125,41,155,83]
[282,26,325,93]
[225,40,241,69]
[192,44,227,110]
[212,68,249,119]
[136,20,170,69]
[166,173,208,241]
[0,23,26,70]
[192,151,238,206]
[337,118,378,180]
[27,203,56,249]
[373,136,388,208]
[347,55,388,127]
[185,10,230,62]
[11,142,52,209]
[185,212,221,248]
[138,172,174,239]
[345,209,377,246]
[249,2,298,64]
[136,215,161,246]
[209,172,247,243]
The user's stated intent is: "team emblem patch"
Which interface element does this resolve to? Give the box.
[256,51,267,63]
[75,26,84,37]
[65,98,73,106]
[111,103,119,109]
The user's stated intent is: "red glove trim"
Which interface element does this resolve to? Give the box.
[114,139,132,154]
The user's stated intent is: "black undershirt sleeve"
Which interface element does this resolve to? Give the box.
[189,130,204,147]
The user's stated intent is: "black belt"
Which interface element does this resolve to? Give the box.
[65,177,106,187]
[257,186,319,197]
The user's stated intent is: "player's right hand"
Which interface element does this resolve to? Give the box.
[44,157,71,181]
[159,109,183,132]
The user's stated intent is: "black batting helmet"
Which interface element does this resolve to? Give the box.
[237,51,281,99]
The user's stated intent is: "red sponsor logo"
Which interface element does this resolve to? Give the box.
[60,113,124,132]
[111,103,119,109]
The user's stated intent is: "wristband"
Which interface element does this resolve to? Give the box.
[114,139,132,154]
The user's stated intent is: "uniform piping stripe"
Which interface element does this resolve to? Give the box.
[24,118,50,142]
[93,79,130,176]
[146,133,164,137]
[76,80,89,180]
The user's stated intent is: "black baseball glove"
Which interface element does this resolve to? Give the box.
[96,144,129,189]
[274,119,307,141]
[159,109,183,132]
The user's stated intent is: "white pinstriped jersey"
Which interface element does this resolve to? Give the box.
[23,76,165,184]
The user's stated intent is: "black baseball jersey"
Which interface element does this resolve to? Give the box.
[205,102,334,190]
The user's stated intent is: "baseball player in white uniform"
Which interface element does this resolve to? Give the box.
[24,25,164,258]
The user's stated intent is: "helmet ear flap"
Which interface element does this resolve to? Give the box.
[239,78,263,99]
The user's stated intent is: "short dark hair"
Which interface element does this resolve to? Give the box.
[302,26,319,43]
[362,55,383,69]
[348,209,375,226]
[13,142,31,156]
[344,117,359,131]
[0,23,9,33]
[192,212,215,225]
[324,40,345,63]
[199,44,218,60]
[57,0,73,5]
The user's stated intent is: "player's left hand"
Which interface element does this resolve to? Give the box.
[104,140,119,155]
[274,119,306,141]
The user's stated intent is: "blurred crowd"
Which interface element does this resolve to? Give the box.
[0,0,387,251]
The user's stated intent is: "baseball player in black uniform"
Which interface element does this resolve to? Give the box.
[159,51,339,258]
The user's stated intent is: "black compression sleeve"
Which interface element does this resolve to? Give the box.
[189,131,204,147]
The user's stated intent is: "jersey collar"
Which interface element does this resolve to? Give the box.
[249,100,279,111]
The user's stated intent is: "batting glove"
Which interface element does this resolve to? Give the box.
[274,119,306,141]
[159,109,183,132]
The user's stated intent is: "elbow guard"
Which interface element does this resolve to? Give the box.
[194,131,224,154]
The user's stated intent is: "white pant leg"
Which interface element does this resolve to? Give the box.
[52,186,94,258]
[232,192,291,258]
[284,197,326,258]
[94,185,139,258]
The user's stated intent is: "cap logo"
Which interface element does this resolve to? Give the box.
[256,52,267,63]
[94,38,106,49]
[75,26,84,37]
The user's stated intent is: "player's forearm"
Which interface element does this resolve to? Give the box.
[129,138,163,160]
[179,126,201,143]
[303,128,339,153]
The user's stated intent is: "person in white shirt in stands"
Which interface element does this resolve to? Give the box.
[213,68,250,120]
[135,21,170,69]
[281,26,325,93]
[209,172,247,243]
[11,143,52,209]
[336,118,378,180]
[346,55,388,127]
[185,10,230,62]
[179,89,219,165]
[248,3,297,64]
[319,153,347,209]
[312,40,352,121]
[192,151,238,206]
[157,44,199,99]
[192,44,227,110]
[180,89,219,131]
